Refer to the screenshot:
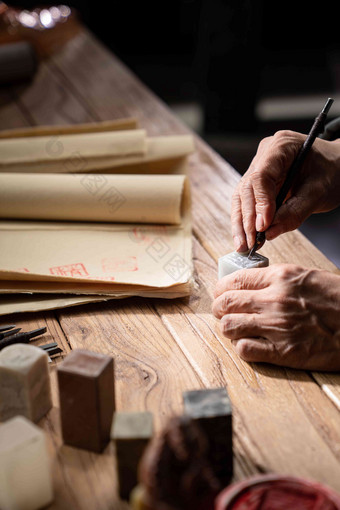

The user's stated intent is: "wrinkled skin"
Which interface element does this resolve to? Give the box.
[231,130,340,251]
[214,131,340,371]
[213,264,340,371]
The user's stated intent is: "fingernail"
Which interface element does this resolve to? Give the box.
[256,213,264,231]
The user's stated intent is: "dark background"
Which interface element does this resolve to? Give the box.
[8,0,340,265]
[71,0,340,132]
[12,1,340,137]
[71,0,340,172]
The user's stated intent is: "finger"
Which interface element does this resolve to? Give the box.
[251,172,277,232]
[214,267,270,298]
[240,181,256,249]
[231,137,279,248]
[212,289,266,319]
[231,338,276,363]
[231,191,248,252]
[220,313,266,339]
[248,131,304,235]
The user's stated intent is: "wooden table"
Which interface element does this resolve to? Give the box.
[1,27,340,509]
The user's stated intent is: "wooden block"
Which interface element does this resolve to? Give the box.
[183,388,233,485]
[57,348,114,452]
[111,411,153,500]
[0,344,52,423]
[218,251,269,279]
[0,416,53,510]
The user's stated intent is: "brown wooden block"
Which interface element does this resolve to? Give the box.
[183,387,233,485]
[57,348,114,452]
[111,411,153,500]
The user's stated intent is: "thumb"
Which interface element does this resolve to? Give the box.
[266,195,314,239]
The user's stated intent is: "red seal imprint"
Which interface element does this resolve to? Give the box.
[130,227,151,245]
[101,256,138,273]
[49,263,89,278]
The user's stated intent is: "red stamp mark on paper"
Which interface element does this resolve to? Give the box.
[129,227,151,245]
[101,256,138,273]
[129,226,170,245]
[49,263,89,278]
[15,268,30,273]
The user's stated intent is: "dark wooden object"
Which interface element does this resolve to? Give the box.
[57,348,114,452]
[183,388,233,485]
[112,412,153,500]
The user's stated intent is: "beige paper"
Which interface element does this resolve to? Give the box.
[0,286,194,316]
[0,221,192,289]
[0,174,193,301]
[0,118,139,139]
[0,129,146,170]
[0,135,194,174]
[0,294,112,316]
[0,173,185,224]
[0,280,192,297]
[0,121,194,315]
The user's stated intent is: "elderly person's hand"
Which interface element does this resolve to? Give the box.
[212,264,340,371]
[231,130,340,251]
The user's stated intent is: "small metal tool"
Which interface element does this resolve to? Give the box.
[0,325,63,361]
[39,342,58,351]
[39,342,62,356]
[0,327,21,340]
[45,346,63,357]
[0,326,47,350]
[248,97,334,258]
[0,324,17,333]
[248,232,266,258]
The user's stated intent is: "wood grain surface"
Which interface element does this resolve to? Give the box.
[0,28,339,509]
